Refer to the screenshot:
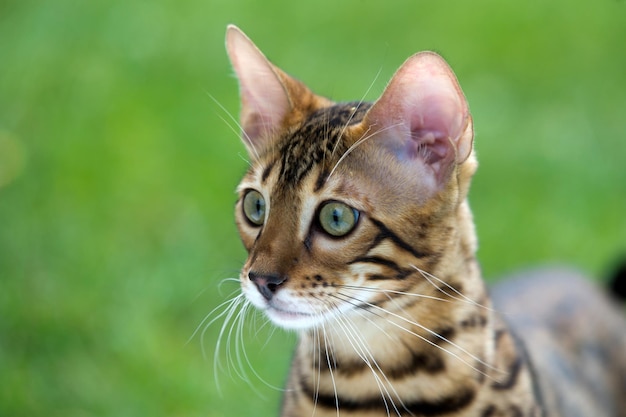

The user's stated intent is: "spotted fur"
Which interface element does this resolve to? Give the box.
[221,25,626,417]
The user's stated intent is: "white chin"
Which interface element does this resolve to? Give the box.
[241,286,331,330]
[264,306,324,330]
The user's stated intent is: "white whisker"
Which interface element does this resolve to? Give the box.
[311,323,321,417]
[189,289,242,346]
[237,152,252,168]
[331,313,397,417]
[206,92,261,162]
[357,296,502,378]
[320,319,340,417]
[226,298,250,382]
[238,306,286,394]
[209,293,246,394]
[327,122,403,182]
[331,65,384,159]
[199,287,286,397]
[410,264,497,312]
[215,112,256,167]
[337,283,453,304]
[330,303,408,417]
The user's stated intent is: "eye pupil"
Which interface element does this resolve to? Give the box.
[319,201,358,237]
[243,190,266,226]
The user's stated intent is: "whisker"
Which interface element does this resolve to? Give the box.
[319,319,340,417]
[237,306,286,394]
[327,122,404,182]
[207,295,284,395]
[206,92,261,161]
[218,277,241,288]
[215,113,256,167]
[330,311,399,417]
[337,292,503,380]
[328,294,392,341]
[329,300,409,417]
[410,264,497,312]
[189,289,242,345]
[311,322,321,417]
[300,299,325,415]
[237,152,252,168]
[226,298,250,382]
[201,293,245,358]
[324,293,412,415]
[327,124,371,181]
[337,283,454,304]
[322,104,331,171]
[209,294,246,394]
[260,316,281,350]
[331,64,384,159]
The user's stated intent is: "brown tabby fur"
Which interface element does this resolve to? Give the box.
[222,25,626,417]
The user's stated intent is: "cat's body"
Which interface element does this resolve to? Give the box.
[222,25,626,417]
[491,269,626,417]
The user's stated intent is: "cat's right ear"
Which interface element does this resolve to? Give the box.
[225,25,292,157]
[358,52,474,194]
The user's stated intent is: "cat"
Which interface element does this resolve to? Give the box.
[220,24,626,417]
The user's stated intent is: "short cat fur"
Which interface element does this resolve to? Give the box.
[222,25,626,417]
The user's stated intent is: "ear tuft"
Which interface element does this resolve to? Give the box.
[225,25,292,155]
[363,52,474,189]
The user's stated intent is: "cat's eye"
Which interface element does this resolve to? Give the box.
[318,201,359,237]
[242,190,266,226]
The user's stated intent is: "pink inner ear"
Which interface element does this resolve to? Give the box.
[226,25,291,151]
[410,95,464,137]
[409,93,465,160]
[366,52,473,178]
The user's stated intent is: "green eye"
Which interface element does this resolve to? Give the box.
[242,190,266,226]
[319,202,359,237]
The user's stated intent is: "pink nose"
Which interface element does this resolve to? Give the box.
[248,272,287,301]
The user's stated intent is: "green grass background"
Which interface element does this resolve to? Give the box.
[1,0,625,416]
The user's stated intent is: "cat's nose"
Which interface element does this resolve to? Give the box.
[248,271,287,301]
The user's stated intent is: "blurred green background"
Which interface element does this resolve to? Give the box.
[1,0,625,416]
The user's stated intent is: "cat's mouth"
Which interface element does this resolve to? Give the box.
[264,303,321,330]
[241,278,337,329]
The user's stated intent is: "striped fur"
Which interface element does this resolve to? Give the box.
[223,25,626,417]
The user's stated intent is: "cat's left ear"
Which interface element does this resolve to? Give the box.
[225,25,322,157]
[361,52,473,189]
[225,25,290,156]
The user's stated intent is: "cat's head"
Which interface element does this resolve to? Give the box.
[225,25,476,330]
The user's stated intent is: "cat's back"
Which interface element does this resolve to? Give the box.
[490,267,626,417]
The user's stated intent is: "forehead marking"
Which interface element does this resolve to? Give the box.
[277,102,371,186]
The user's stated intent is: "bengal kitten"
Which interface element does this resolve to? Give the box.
[220,25,626,417]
